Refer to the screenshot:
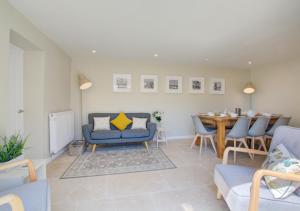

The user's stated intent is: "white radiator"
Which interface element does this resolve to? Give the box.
[49,110,75,154]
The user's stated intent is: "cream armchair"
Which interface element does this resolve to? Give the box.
[214,126,300,211]
[0,160,50,211]
[0,194,24,211]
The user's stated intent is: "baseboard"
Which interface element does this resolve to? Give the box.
[46,145,69,164]
[167,135,194,140]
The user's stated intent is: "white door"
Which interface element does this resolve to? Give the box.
[8,44,24,136]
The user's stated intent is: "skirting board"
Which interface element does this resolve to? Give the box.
[46,145,69,164]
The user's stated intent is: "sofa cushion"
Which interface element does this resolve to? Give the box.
[214,164,300,211]
[111,112,132,131]
[0,180,49,211]
[131,117,147,130]
[91,130,121,140]
[122,129,149,138]
[93,117,110,131]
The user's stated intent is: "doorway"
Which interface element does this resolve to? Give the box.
[8,44,24,136]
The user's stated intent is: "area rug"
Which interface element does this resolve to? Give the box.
[61,145,176,179]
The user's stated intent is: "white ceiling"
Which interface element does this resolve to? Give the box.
[8,0,300,69]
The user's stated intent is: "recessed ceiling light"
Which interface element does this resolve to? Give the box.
[204,58,209,61]
[248,61,252,65]
[92,50,97,54]
[154,53,158,57]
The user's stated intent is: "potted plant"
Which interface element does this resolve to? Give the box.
[152,111,163,128]
[0,134,27,164]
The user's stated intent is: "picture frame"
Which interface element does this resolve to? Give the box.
[165,76,183,94]
[140,75,158,93]
[113,74,131,92]
[209,78,225,95]
[189,77,205,94]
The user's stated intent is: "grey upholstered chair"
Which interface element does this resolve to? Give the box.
[248,116,270,153]
[225,117,252,163]
[190,115,217,155]
[266,116,291,138]
[214,126,300,211]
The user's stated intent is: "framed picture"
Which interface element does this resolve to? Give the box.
[140,75,158,93]
[209,78,225,95]
[113,74,131,92]
[165,76,183,93]
[189,77,205,94]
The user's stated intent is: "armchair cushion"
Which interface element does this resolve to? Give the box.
[214,164,300,211]
[0,180,49,211]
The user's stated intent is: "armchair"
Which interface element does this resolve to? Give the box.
[0,159,50,211]
[214,126,300,211]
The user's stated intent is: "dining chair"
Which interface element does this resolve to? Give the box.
[247,116,270,153]
[265,116,291,139]
[190,115,217,156]
[225,117,252,163]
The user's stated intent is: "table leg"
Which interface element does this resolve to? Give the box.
[216,121,226,159]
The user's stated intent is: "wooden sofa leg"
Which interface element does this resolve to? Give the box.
[217,190,222,200]
[92,144,97,153]
[144,142,149,151]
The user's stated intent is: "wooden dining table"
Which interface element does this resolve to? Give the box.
[198,115,279,159]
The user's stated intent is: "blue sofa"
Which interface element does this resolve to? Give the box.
[82,113,156,150]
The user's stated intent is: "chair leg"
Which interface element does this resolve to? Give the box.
[217,190,222,200]
[92,144,97,153]
[233,139,237,164]
[241,138,253,160]
[251,137,255,159]
[191,134,198,149]
[209,135,217,154]
[204,137,207,150]
[199,136,203,156]
[259,137,268,152]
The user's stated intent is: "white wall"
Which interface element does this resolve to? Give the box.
[71,58,251,139]
[251,59,300,127]
[0,0,71,159]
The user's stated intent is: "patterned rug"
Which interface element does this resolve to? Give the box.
[61,145,176,179]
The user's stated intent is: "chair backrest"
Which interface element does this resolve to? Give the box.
[267,116,291,136]
[248,116,270,137]
[270,126,300,159]
[227,117,251,139]
[191,115,208,134]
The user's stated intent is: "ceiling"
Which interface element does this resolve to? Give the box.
[8,0,300,69]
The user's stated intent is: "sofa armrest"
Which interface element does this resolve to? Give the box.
[0,194,24,211]
[82,124,93,143]
[223,147,268,165]
[147,122,157,139]
[0,160,37,183]
[249,169,300,211]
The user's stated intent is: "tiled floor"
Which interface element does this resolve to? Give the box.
[47,139,264,211]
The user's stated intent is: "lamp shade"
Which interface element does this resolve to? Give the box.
[79,74,92,90]
[243,82,256,94]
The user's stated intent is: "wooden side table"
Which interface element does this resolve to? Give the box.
[155,127,167,147]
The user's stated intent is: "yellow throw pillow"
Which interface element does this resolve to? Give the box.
[111,112,132,131]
